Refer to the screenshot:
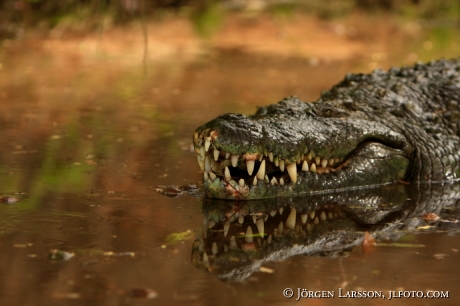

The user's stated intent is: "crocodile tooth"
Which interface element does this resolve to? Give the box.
[280,178,284,185]
[328,212,333,219]
[286,163,297,183]
[259,154,263,162]
[197,155,204,171]
[329,158,335,166]
[314,217,319,225]
[268,152,274,162]
[204,172,209,182]
[301,160,309,171]
[274,156,279,167]
[204,156,211,173]
[239,179,245,187]
[213,149,220,161]
[212,242,218,255]
[278,222,284,235]
[256,218,264,238]
[279,207,284,215]
[231,155,239,167]
[199,146,205,158]
[252,176,257,186]
[203,252,209,263]
[205,138,211,152]
[307,152,313,160]
[224,152,229,159]
[245,226,253,243]
[264,215,268,222]
[256,160,266,180]
[270,177,278,185]
[321,159,328,168]
[285,207,296,229]
[252,215,257,224]
[209,172,216,181]
[279,160,285,172]
[306,223,312,232]
[297,156,301,164]
[238,215,244,224]
[310,163,317,172]
[309,211,315,219]
[246,160,255,175]
[225,167,231,181]
[264,175,269,183]
[230,236,237,248]
[224,221,230,237]
[301,214,307,224]
[320,211,327,221]
[267,234,272,244]
[315,157,321,165]
[270,210,276,217]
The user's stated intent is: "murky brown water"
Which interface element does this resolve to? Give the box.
[1,12,460,305]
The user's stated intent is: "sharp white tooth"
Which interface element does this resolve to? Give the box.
[208,220,215,228]
[231,155,239,167]
[315,157,320,165]
[213,149,220,161]
[209,172,216,181]
[225,167,231,181]
[252,215,257,224]
[329,158,335,166]
[203,252,209,263]
[279,207,284,215]
[301,214,307,224]
[310,163,317,172]
[297,156,301,164]
[286,163,297,183]
[200,146,205,158]
[256,218,264,238]
[224,221,230,237]
[280,178,284,185]
[264,151,268,157]
[256,160,266,180]
[239,179,245,187]
[286,207,296,229]
[267,234,272,244]
[212,242,218,255]
[278,222,284,235]
[197,155,204,171]
[314,217,319,225]
[224,245,228,252]
[279,160,285,172]
[328,212,333,219]
[252,176,257,186]
[321,159,328,168]
[264,175,269,183]
[238,215,244,224]
[309,211,315,219]
[270,177,278,185]
[268,152,274,162]
[320,211,327,221]
[245,226,253,243]
[259,154,263,162]
[225,152,230,159]
[246,160,255,175]
[205,138,211,152]
[301,160,309,171]
[230,236,237,248]
[264,215,268,222]
[204,172,209,182]
[204,156,211,172]
[270,210,276,217]
[274,157,279,167]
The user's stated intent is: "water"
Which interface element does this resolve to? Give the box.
[0,14,460,305]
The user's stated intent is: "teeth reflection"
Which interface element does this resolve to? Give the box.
[320,211,327,221]
[230,236,237,248]
[277,222,284,235]
[245,226,253,243]
[252,215,257,224]
[270,210,276,217]
[309,211,315,219]
[279,207,284,215]
[286,208,296,229]
[314,217,319,225]
[328,212,333,219]
[256,218,264,238]
[224,221,230,237]
[212,242,218,255]
[267,234,272,244]
[208,220,215,229]
[238,215,244,224]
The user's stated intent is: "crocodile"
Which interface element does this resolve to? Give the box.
[193,59,460,200]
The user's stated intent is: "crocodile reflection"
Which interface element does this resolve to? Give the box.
[191,183,460,281]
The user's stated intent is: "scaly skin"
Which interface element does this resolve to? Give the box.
[193,59,460,200]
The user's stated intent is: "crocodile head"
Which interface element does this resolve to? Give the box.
[194,96,412,200]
